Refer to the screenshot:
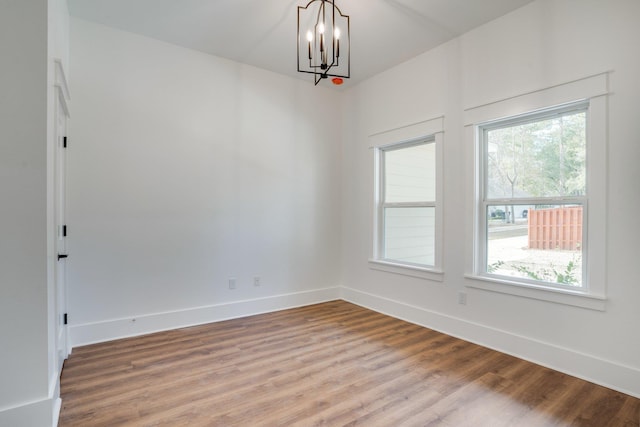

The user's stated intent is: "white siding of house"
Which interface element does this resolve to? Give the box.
[384,142,436,265]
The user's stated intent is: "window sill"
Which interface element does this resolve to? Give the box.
[464,274,606,311]
[368,259,444,282]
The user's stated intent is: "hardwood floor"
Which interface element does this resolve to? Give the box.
[59,301,639,426]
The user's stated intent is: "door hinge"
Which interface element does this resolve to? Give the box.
[63,313,68,325]
[63,136,67,148]
[63,225,67,237]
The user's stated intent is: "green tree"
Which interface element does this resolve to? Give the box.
[487,111,586,202]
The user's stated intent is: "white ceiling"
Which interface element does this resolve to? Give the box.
[67,0,536,88]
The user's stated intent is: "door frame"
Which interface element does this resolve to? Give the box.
[54,58,71,367]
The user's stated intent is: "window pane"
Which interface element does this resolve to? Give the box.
[486,111,586,199]
[385,143,435,203]
[384,207,435,266]
[486,204,583,286]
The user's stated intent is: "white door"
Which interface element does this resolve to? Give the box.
[55,95,69,369]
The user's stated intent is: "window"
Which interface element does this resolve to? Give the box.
[369,116,443,280]
[465,73,608,309]
[378,139,436,267]
[478,103,588,289]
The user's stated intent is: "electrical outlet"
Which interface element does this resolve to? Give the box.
[458,291,467,305]
[253,276,261,287]
[228,277,236,290]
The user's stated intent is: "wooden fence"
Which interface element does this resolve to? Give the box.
[528,206,583,250]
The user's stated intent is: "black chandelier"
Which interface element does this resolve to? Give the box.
[297,0,350,85]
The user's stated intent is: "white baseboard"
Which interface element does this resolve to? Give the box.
[50,369,62,426]
[341,286,640,399]
[0,397,56,427]
[53,398,61,427]
[69,287,341,348]
[66,285,639,400]
[0,353,65,426]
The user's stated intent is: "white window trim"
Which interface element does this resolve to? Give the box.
[368,259,444,281]
[478,102,589,288]
[464,73,609,310]
[369,117,444,281]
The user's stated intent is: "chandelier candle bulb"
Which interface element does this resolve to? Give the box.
[321,33,327,67]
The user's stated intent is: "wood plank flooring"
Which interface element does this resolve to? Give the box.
[59,301,639,426]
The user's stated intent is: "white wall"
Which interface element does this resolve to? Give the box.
[0,0,49,413]
[0,0,69,425]
[342,0,640,397]
[67,19,343,346]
